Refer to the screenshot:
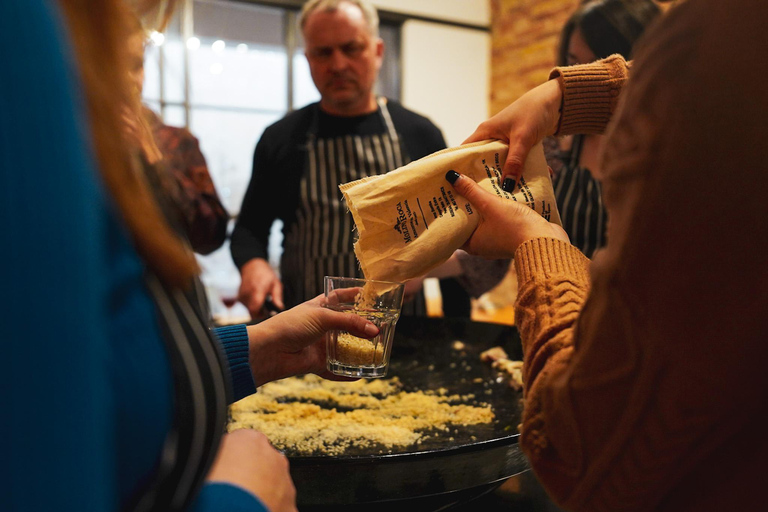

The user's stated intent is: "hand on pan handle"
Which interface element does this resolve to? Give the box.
[263,295,283,315]
[238,258,285,320]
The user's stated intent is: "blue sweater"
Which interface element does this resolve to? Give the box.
[1,2,263,510]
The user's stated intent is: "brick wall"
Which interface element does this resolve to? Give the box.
[490,0,581,115]
[489,0,675,115]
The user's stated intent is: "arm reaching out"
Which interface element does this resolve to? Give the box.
[464,55,630,187]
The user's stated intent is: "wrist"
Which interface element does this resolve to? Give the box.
[542,78,564,136]
[242,257,271,275]
[246,321,292,389]
[246,324,268,388]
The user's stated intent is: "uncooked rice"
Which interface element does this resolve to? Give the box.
[228,374,494,456]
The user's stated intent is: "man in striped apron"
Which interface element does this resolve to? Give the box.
[231,0,470,318]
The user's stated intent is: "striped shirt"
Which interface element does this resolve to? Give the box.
[546,135,607,258]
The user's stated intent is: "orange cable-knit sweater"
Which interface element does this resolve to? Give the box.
[513,0,768,510]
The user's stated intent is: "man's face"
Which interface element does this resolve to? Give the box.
[303,2,384,115]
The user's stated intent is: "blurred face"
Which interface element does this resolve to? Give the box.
[303,2,384,116]
[127,32,146,96]
[566,28,597,66]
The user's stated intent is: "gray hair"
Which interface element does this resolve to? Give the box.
[299,0,380,37]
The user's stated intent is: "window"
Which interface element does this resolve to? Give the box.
[143,0,401,321]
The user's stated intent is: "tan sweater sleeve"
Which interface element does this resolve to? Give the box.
[549,54,631,136]
[512,1,768,510]
[513,237,591,475]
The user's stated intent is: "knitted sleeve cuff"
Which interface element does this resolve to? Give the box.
[514,238,591,286]
[549,54,631,136]
[213,324,257,402]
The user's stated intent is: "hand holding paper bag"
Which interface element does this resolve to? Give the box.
[339,140,562,284]
[445,169,570,259]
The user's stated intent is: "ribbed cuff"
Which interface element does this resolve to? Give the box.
[213,324,256,401]
[514,238,591,286]
[550,54,630,136]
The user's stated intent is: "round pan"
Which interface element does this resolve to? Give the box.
[289,316,530,509]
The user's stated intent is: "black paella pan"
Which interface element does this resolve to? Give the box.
[288,316,530,511]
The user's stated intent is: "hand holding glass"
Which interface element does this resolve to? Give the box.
[323,276,405,378]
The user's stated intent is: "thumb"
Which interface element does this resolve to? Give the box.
[445,171,493,214]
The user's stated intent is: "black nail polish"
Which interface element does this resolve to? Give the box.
[445,170,460,184]
[502,177,516,192]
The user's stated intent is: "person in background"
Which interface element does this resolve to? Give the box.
[230,0,473,319]
[4,1,380,510]
[124,16,229,255]
[449,0,767,510]
[122,14,229,323]
[544,0,660,257]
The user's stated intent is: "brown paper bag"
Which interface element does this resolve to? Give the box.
[339,139,561,284]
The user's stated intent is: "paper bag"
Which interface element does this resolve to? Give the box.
[339,140,561,284]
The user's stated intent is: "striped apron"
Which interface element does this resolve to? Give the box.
[553,134,608,258]
[129,274,230,512]
[281,98,424,315]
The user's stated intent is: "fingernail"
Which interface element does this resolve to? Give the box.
[445,170,460,185]
[502,177,516,192]
[365,323,379,337]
